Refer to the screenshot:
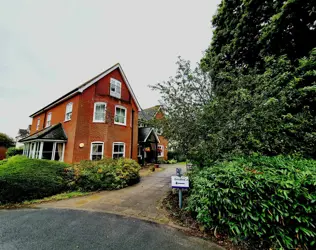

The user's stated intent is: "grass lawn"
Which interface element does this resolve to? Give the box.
[0,191,90,209]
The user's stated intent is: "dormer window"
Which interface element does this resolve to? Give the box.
[110,78,121,99]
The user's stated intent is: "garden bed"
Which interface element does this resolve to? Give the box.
[162,191,249,250]
[186,156,316,249]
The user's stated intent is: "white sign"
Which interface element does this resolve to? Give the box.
[171,176,189,189]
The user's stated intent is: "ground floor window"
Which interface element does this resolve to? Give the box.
[23,143,30,156]
[113,142,125,159]
[90,142,104,160]
[158,145,164,157]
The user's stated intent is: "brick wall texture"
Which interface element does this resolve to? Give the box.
[29,68,138,163]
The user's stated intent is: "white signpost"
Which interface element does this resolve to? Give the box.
[172,168,189,208]
[171,176,189,189]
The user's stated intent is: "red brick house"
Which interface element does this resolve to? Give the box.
[20,64,140,163]
[138,105,168,164]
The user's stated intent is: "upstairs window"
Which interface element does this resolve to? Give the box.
[46,112,52,127]
[36,118,40,131]
[114,106,126,125]
[65,102,73,121]
[90,142,104,160]
[110,78,121,99]
[113,142,125,159]
[93,102,106,122]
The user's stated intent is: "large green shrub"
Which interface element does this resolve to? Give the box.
[187,156,316,249]
[6,147,23,158]
[0,159,8,166]
[0,156,71,204]
[168,151,186,162]
[66,158,141,191]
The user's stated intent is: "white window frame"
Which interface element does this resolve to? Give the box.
[46,112,52,127]
[112,142,125,159]
[51,142,65,161]
[114,105,127,126]
[110,78,121,99]
[138,145,142,158]
[65,102,73,121]
[36,118,40,131]
[90,142,104,160]
[93,102,107,123]
[158,145,164,157]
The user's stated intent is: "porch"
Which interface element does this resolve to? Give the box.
[23,141,66,161]
[138,127,160,165]
[19,123,67,161]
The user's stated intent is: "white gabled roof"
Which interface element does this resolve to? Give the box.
[143,128,160,143]
[78,63,141,110]
[30,63,141,117]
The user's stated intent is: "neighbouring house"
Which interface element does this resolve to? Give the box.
[138,105,168,164]
[15,127,30,148]
[0,147,6,160]
[19,63,140,163]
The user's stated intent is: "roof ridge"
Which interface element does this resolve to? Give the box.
[29,63,141,117]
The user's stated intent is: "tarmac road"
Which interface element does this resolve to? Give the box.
[0,208,223,250]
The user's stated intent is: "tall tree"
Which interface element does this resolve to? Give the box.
[260,0,316,61]
[153,0,316,165]
[0,133,15,148]
[149,58,212,155]
[201,0,315,95]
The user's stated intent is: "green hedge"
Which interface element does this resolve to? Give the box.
[0,156,141,204]
[167,151,186,162]
[187,156,316,249]
[65,158,141,191]
[0,159,7,166]
[0,156,71,203]
[6,147,23,158]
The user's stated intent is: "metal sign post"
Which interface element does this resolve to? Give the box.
[171,168,189,209]
[177,168,182,209]
[179,189,183,208]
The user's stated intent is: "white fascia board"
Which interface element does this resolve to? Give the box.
[79,64,141,111]
[144,128,160,143]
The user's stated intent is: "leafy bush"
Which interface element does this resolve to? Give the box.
[6,147,23,158]
[158,158,167,164]
[168,151,186,162]
[158,158,178,164]
[65,158,141,191]
[0,159,8,166]
[187,156,316,249]
[0,156,71,204]
[168,159,177,164]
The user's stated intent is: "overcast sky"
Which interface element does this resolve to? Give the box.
[0,0,220,138]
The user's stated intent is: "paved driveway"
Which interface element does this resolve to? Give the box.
[38,164,186,223]
[0,209,223,250]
